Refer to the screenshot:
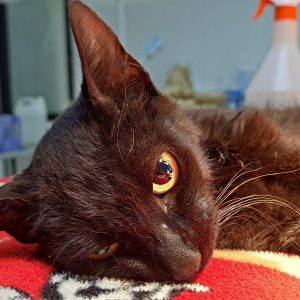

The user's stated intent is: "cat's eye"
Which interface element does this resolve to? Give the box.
[89,243,119,261]
[153,152,179,195]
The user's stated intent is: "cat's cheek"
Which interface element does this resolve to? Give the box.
[197,210,220,271]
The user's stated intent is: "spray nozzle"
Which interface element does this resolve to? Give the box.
[254,0,273,20]
[254,0,300,21]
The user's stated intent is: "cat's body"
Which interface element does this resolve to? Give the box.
[190,108,300,253]
[0,0,299,283]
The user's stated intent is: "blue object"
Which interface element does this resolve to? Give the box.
[226,91,244,110]
[0,114,22,153]
[144,36,162,59]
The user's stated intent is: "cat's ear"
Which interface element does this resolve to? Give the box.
[0,179,36,244]
[69,0,158,111]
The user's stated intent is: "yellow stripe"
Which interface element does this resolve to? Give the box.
[213,249,300,279]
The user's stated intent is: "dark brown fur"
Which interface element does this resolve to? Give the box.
[191,109,300,253]
[0,1,299,283]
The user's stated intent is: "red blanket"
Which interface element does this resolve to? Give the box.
[0,177,300,299]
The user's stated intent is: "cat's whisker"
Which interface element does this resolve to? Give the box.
[219,214,260,232]
[214,165,248,205]
[107,258,138,280]
[215,165,261,205]
[220,198,273,221]
[215,163,258,201]
[217,168,300,207]
[220,211,263,229]
[219,195,300,230]
[115,72,128,163]
[52,241,74,265]
[219,203,300,252]
[224,194,300,217]
[221,199,274,222]
[219,195,275,216]
[220,199,286,231]
[127,130,135,158]
[217,215,266,250]
[149,247,158,267]
[281,235,300,252]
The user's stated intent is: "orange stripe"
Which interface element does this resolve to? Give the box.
[275,6,297,21]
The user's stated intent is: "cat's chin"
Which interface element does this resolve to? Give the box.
[91,258,206,283]
[123,262,206,283]
[123,269,195,283]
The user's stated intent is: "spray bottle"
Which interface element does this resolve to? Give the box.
[245,0,300,108]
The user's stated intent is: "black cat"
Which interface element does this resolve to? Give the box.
[0,0,299,283]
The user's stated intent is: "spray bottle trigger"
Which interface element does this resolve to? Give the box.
[254,0,273,20]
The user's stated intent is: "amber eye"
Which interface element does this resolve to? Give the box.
[153,152,179,195]
[89,243,119,261]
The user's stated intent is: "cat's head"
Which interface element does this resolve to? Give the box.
[0,0,218,282]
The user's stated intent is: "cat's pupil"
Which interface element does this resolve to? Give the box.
[153,160,173,185]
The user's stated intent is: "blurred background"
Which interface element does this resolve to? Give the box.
[0,0,282,176]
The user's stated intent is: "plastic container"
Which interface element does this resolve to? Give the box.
[245,0,300,108]
[226,91,244,110]
[14,96,48,147]
[0,114,22,153]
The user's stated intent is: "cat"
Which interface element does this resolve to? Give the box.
[0,0,299,283]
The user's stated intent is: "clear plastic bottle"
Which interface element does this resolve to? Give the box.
[245,0,300,108]
[14,96,48,147]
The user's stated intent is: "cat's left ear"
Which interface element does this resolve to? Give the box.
[69,0,159,112]
[0,179,36,244]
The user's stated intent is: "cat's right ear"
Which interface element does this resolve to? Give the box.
[0,178,36,244]
[69,0,159,113]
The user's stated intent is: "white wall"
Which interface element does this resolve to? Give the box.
[72,0,277,96]
[7,0,71,114]
[125,0,273,92]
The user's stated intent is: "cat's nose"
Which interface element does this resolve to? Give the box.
[172,253,201,282]
[155,223,202,282]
